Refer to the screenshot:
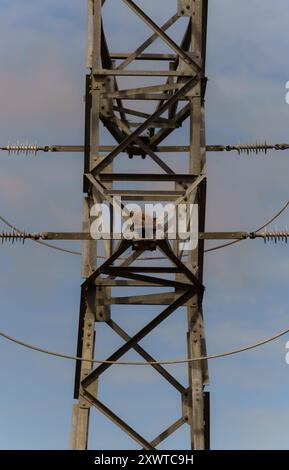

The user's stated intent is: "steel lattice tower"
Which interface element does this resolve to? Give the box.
[71,0,210,450]
[2,0,289,451]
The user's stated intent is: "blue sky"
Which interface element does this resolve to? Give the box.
[1,0,289,450]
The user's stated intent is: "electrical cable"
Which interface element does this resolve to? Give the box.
[1,200,288,259]
[0,325,288,366]
[0,214,82,256]
[205,200,289,253]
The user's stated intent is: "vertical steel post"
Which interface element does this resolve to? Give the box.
[186,0,209,450]
[72,0,102,450]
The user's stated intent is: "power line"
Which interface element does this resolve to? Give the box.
[205,200,289,253]
[1,200,289,259]
[0,215,82,256]
[0,325,288,366]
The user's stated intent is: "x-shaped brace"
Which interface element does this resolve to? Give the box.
[79,239,204,447]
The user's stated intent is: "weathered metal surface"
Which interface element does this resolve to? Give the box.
[72,0,210,450]
[0,0,288,452]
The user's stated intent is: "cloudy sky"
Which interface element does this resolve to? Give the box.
[1,0,289,450]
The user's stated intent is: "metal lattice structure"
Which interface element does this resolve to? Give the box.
[70,0,209,450]
[2,0,289,451]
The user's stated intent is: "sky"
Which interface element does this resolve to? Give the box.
[1,0,289,450]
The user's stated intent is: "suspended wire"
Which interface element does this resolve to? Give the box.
[205,239,241,253]
[255,200,289,232]
[1,200,288,259]
[0,214,82,256]
[205,200,289,253]
[0,325,288,366]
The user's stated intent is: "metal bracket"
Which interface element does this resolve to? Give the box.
[100,77,114,118]
[91,75,105,93]
[95,286,111,322]
[178,0,195,17]
[182,389,191,422]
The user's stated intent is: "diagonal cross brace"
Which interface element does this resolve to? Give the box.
[83,240,132,288]
[121,0,200,71]
[117,13,180,71]
[81,288,195,388]
[81,390,155,450]
[149,417,186,448]
[91,76,200,174]
[108,318,186,394]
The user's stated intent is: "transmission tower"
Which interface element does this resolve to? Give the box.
[67,0,210,450]
[2,0,289,451]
